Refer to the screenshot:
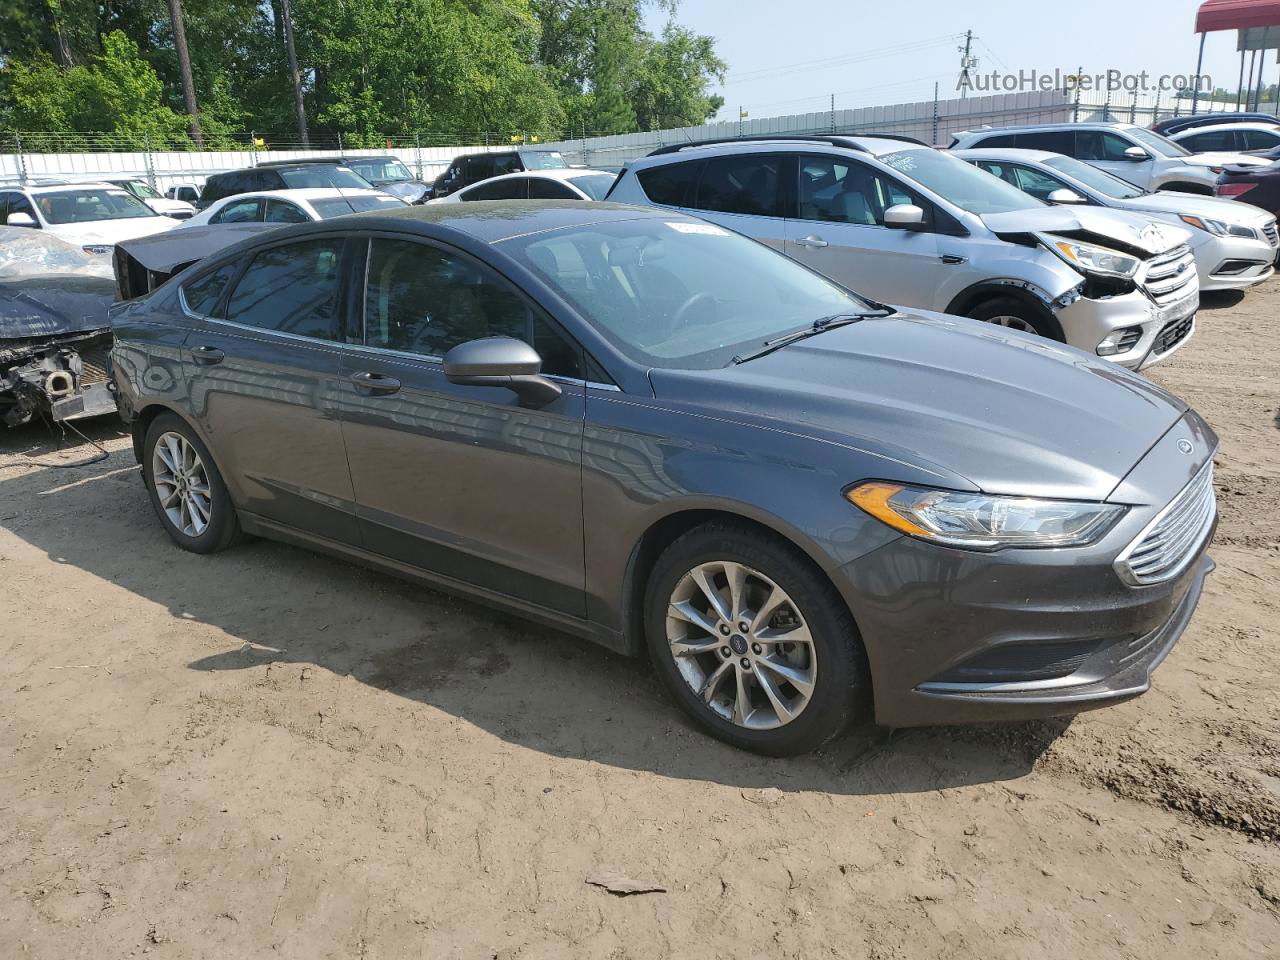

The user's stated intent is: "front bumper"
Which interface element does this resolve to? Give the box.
[1189,231,1277,290]
[839,414,1218,728]
[1054,286,1197,371]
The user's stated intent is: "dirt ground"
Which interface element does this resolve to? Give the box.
[2,287,1278,960]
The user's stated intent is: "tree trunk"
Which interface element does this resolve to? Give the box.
[279,0,309,147]
[166,0,203,147]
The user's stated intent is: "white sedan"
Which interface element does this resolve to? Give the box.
[176,188,407,229]
[430,168,618,203]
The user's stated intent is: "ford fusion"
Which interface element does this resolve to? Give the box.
[109,201,1217,755]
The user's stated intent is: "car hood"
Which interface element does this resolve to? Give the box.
[378,180,430,203]
[981,205,1191,254]
[45,217,178,246]
[144,197,197,216]
[648,312,1188,501]
[1112,191,1276,227]
[1184,151,1271,168]
[1,275,116,340]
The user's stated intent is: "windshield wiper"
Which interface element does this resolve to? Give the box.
[730,310,892,365]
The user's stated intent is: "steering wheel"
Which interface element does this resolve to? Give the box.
[671,291,717,328]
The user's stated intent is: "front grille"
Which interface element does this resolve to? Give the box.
[1115,461,1216,586]
[1264,220,1278,247]
[1152,314,1195,355]
[1141,244,1198,306]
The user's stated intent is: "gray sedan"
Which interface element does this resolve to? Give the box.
[109,201,1217,755]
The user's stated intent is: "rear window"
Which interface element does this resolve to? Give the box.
[637,161,703,206]
[278,165,371,190]
[309,195,403,218]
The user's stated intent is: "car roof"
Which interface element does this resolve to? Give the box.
[955,121,1136,138]
[1173,121,1280,134]
[21,181,125,195]
[209,187,391,204]
[626,135,930,171]
[462,168,614,186]
[319,199,684,244]
[952,147,1064,164]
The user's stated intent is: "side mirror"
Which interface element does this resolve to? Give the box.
[443,336,562,408]
[884,203,926,229]
[1123,146,1150,161]
[1046,188,1086,205]
[7,212,37,227]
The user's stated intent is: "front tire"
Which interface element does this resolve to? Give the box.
[644,522,869,756]
[968,295,1064,342]
[142,412,242,554]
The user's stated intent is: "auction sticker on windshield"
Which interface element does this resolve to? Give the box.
[666,222,729,236]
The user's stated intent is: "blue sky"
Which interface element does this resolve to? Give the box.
[654,0,1270,120]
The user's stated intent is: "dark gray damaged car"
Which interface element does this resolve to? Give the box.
[108,201,1217,755]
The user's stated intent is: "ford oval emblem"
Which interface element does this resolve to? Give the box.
[1177,439,1194,454]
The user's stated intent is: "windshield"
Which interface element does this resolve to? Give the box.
[1043,156,1145,199]
[279,165,372,190]
[348,159,413,183]
[1126,127,1190,157]
[310,195,405,218]
[502,218,872,369]
[35,187,158,223]
[880,148,1042,214]
[568,174,616,200]
[521,150,568,170]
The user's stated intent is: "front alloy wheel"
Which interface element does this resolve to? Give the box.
[666,561,817,729]
[151,431,213,537]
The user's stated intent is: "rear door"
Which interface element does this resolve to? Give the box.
[335,234,587,616]
[784,155,947,307]
[180,235,361,543]
[680,152,792,251]
[210,196,263,224]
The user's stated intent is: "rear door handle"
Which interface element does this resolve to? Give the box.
[793,235,828,248]
[190,345,224,365]
[350,371,401,395]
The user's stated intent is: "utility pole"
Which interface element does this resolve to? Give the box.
[957,30,978,99]
[166,0,203,146]
[280,0,309,148]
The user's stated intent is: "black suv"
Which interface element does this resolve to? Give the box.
[197,161,373,209]
[431,148,568,198]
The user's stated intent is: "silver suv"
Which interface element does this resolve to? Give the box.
[948,122,1268,194]
[606,135,1200,370]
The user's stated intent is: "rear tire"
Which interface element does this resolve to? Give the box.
[643,522,869,756]
[142,412,243,554]
[967,295,1064,342]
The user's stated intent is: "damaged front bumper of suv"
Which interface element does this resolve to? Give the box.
[1,276,118,427]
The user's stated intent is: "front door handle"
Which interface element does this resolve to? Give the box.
[793,235,829,248]
[350,371,401,396]
[939,254,968,265]
[190,345,224,365]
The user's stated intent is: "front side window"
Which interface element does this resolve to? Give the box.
[1043,156,1144,198]
[879,148,1040,214]
[799,156,928,225]
[528,177,577,200]
[1010,165,1072,202]
[211,198,262,224]
[502,217,870,369]
[363,238,582,377]
[0,192,38,225]
[225,239,344,340]
[1124,127,1189,158]
[463,178,527,201]
[694,154,786,218]
[34,188,157,223]
[264,199,309,223]
[1241,129,1280,150]
[1077,131,1141,162]
[182,261,240,316]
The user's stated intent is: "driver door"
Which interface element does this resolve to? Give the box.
[335,235,588,617]
[784,156,947,307]
[1078,131,1154,187]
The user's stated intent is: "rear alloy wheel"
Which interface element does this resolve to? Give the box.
[967,295,1063,342]
[142,413,243,554]
[645,523,868,755]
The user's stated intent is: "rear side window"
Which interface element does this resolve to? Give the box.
[1016,131,1074,153]
[182,261,239,316]
[528,178,577,199]
[637,161,703,206]
[1241,129,1280,150]
[1181,130,1233,152]
[694,155,786,218]
[971,133,1018,148]
[211,197,261,224]
[225,239,344,341]
[264,198,309,223]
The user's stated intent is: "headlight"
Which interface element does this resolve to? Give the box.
[1043,236,1140,278]
[1178,214,1256,239]
[846,482,1125,550]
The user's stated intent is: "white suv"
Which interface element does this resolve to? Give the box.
[606,134,1199,370]
[949,122,1268,193]
[0,181,176,256]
